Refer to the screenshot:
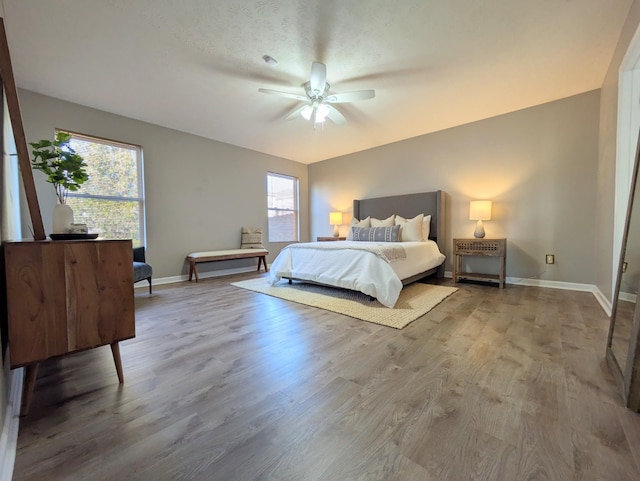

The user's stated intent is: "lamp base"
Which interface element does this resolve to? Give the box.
[333,224,340,237]
[474,220,486,238]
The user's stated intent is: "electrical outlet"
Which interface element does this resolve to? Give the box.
[546,254,555,265]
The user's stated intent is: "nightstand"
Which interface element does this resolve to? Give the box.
[453,238,507,288]
[317,236,346,241]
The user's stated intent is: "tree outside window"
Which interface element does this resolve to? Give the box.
[64,132,145,246]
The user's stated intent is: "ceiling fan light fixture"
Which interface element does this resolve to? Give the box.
[301,104,313,120]
[316,103,329,121]
[301,103,329,123]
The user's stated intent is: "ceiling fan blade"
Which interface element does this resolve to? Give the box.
[326,90,376,103]
[326,105,346,125]
[258,88,308,102]
[284,104,307,121]
[309,62,327,95]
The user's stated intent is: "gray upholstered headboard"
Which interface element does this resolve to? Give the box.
[353,190,446,255]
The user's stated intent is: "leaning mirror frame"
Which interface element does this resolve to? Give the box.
[606,128,640,412]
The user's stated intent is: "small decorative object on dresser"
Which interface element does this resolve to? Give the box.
[30,131,88,234]
[453,238,506,288]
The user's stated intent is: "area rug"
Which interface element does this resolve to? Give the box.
[230,278,457,329]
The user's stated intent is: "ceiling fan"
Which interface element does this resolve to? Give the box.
[258,61,375,126]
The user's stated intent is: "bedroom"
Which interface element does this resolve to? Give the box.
[1,0,640,480]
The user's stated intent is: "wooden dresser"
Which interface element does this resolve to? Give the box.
[3,239,135,414]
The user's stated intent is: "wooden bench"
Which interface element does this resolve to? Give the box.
[187,248,269,282]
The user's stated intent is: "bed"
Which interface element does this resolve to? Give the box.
[268,190,447,307]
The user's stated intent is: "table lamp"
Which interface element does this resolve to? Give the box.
[469,200,492,238]
[329,211,343,237]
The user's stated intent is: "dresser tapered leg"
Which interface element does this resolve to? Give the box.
[20,363,39,416]
[110,342,124,383]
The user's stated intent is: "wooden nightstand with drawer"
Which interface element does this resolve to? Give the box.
[453,238,507,288]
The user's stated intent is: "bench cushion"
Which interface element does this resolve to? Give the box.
[188,248,268,259]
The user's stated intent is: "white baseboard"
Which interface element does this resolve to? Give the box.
[445,270,612,316]
[592,286,613,317]
[504,276,594,292]
[0,366,23,481]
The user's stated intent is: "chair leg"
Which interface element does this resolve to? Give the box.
[147,278,152,294]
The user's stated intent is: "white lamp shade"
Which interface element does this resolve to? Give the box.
[469,200,492,221]
[329,212,343,225]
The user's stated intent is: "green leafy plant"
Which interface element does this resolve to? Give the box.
[30,131,88,204]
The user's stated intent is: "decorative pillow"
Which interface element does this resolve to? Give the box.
[370,215,395,227]
[394,213,424,242]
[241,227,264,249]
[422,214,432,240]
[346,216,371,240]
[352,225,400,242]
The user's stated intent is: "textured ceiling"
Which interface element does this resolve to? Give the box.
[2,0,633,164]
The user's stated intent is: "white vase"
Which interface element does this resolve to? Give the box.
[52,203,74,234]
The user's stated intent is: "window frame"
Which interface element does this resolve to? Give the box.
[267,172,300,243]
[62,130,146,245]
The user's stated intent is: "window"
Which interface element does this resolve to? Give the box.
[64,132,145,246]
[267,172,299,242]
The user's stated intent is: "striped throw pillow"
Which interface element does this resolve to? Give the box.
[351,225,400,242]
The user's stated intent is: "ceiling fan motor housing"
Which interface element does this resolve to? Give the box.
[305,81,330,100]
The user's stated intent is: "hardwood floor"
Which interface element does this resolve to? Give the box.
[12,274,640,481]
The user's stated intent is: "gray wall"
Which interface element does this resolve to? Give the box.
[309,90,601,284]
[18,89,309,279]
[597,1,640,301]
[15,85,609,288]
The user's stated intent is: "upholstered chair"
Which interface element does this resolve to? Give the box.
[133,246,152,294]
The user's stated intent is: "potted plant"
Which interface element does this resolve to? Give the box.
[30,131,88,233]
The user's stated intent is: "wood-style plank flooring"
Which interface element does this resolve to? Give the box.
[12,274,640,481]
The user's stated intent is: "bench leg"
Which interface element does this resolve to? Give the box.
[193,263,199,282]
[188,260,199,282]
[257,256,268,272]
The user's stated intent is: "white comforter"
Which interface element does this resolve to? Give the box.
[268,240,445,308]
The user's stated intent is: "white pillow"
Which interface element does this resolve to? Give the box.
[422,215,431,240]
[346,216,371,240]
[370,215,395,227]
[394,214,424,242]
